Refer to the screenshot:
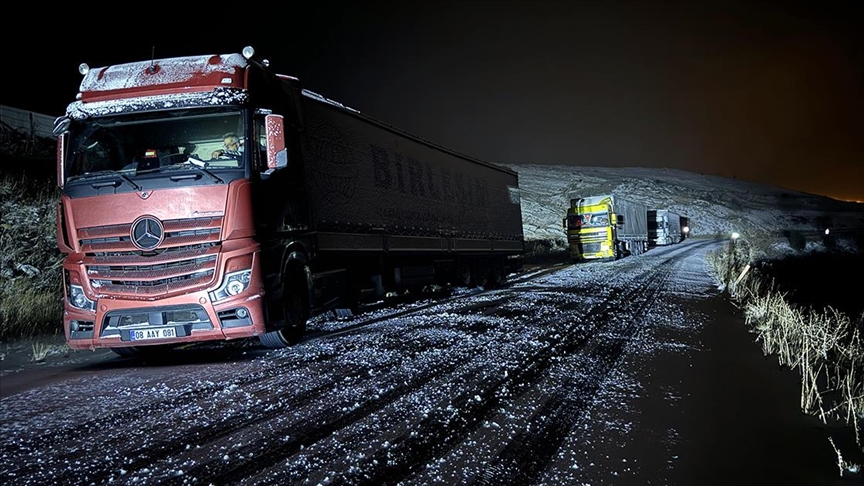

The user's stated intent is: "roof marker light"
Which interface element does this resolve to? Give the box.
[242,46,255,59]
[78,63,90,75]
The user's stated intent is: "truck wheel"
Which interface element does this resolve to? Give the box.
[111,345,174,359]
[471,261,489,288]
[347,271,365,314]
[487,260,505,288]
[455,262,472,287]
[111,347,141,358]
[487,271,502,288]
[260,266,310,348]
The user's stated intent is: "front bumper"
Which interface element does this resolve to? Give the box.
[63,249,267,351]
[63,290,267,350]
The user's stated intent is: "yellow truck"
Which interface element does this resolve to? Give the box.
[563,195,648,261]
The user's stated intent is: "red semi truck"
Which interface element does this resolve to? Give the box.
[53,47,524,355]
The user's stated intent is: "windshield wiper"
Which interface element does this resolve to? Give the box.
[163,156,224,184]
[68,170,142,191]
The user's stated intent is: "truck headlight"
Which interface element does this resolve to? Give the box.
[69,284,96,311]
[209,270,252,302]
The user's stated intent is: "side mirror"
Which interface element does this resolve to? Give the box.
[52,116,71,136]
[265,114,287,170]
[615,214,623,225]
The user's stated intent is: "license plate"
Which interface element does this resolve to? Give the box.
[130,327,177,341]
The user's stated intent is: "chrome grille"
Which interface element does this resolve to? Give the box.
[579,242,603,254]
[79,217,222,253]
[78,217,222,298]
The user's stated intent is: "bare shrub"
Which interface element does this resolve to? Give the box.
[27,334,69,363]
[713,237,864,474]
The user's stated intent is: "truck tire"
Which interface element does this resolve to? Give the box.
[471,260,489,288]
[259,265,310,348]
[455,261,472,287]
[111,347,141,358]
[486,259,505,288]
[111,344,174,359]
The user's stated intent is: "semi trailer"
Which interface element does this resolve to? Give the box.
[648,209,683,246]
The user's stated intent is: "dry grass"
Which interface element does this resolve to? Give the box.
[708,233,864,476]
[30,341,53,362]
[0,173,64,339]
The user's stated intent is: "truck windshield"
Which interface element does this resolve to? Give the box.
[568,212,610,229]
[64,110,246,184]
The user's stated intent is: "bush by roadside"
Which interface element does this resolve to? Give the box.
[0,172,63,340]
[706,232,863,478]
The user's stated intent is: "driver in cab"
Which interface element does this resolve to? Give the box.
[211,132,243,159]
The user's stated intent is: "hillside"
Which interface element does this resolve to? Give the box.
[505,164,864,247]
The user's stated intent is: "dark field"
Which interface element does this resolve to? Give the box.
[756,251,864,319]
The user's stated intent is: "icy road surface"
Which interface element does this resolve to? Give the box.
[1,239,730,485]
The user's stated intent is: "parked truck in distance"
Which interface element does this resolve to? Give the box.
[52,46,524,355]
[563,195,648,261]
[648,209,683,246]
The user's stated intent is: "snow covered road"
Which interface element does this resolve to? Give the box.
[1,239,745,485]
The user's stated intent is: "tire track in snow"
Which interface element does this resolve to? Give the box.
[263,263,676,484]
[403,242,713,485]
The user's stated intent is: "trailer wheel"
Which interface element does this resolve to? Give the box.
[471,261,489,288]
[455,262,472,287]
[487,259,505,288]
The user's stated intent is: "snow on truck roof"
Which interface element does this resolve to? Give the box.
[79,53,248,96]
[65,52,366,119]
[66,53,250,118]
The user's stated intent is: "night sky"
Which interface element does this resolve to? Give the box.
[3,1,861,201]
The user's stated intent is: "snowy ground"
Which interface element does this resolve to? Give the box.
[3,238,852,485]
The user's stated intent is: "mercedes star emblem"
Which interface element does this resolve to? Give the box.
[131,216,164,251]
